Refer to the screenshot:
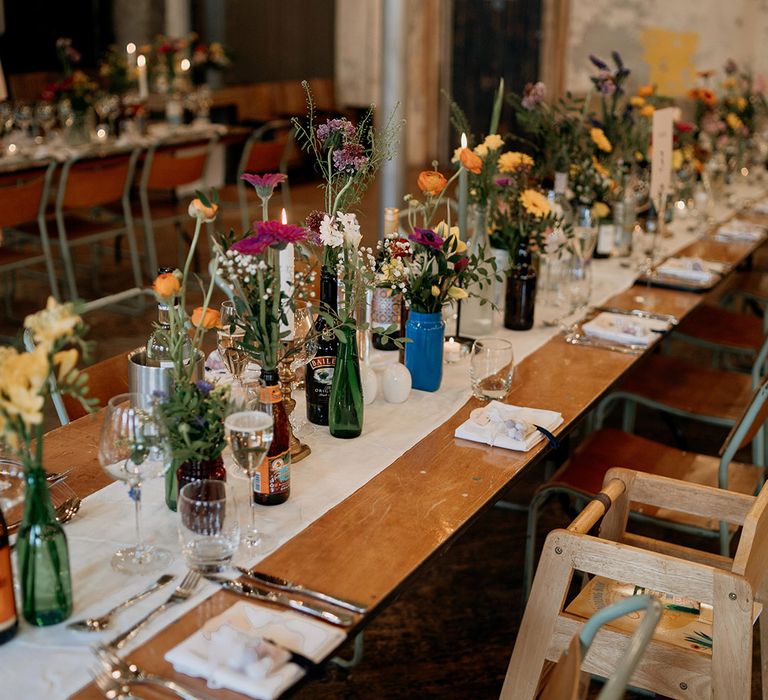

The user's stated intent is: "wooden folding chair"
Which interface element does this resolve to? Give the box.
[524,375,768,598]
[137,135,218,275]
[0,161,58,305]
[51,149,143,303]
[505,468,768,699]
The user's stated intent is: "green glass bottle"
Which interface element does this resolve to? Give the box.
[329,325,364,438]
[17,464,73,626]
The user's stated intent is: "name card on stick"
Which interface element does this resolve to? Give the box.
[650,107,675,214]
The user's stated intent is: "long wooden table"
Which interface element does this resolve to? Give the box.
[54,223,764,698]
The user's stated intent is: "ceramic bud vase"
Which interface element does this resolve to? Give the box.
[329,325,364,438]
[504,240,537,331]
[404,311,445,391]
[17,463,73,626]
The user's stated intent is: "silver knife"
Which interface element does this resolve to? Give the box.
[221,580,355,627]
[234,567,367,614]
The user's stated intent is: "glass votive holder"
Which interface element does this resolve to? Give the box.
[469,337,514,401]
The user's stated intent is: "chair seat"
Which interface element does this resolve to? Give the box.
[548,428,761,531]
[725,270,768,301]
[674,303,763,353]
[618,353,752,423]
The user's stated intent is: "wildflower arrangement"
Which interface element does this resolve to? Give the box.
[488,156,561,256]
[42,39,97,112]
[190,41,232,85]
[98,45,131,96]
[0,298,95,468]
[718,59,767,141]
[152,190,230,467]
[626,84,674,164]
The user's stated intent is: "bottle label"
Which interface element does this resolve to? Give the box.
[307,356,336,399]
[596,224,615,254]
[0,548,17,630]
[254,449,290,495]
[371,289,401,327]
[259,384,283,404]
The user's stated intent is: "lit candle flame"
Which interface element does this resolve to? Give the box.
[281,208,287,224]
[137,54,146,68]
[180,58,191,72]
[460,132,467,149]
[126,42,136,55]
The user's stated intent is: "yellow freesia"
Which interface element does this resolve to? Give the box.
[0,345,48,428]
[431,285,441,297]
[24,296,81,347]
[590,127,612,153]
[447,286,468,300]
[54,348,79,382]
[435,221,467,254]
[519,189,551,218]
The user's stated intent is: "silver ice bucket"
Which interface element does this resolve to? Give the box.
[127,347,204,406]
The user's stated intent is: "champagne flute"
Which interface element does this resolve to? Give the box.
[99,393,172,574]
[218,300,249,386]
[224,409,275,551]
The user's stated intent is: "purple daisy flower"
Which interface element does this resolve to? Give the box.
[240,172,288,200]
[232,220,308,256]
[409,227,444,250]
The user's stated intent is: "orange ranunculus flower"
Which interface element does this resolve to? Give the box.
[687,88,701,100]
[191,306,221,330]
[188,198,219,222]
[153,272,181,298]
[640,104,655,118]
[459,147,482,174]
[417,170,448,196]
[699,89,717,106]
[637,84,654,98]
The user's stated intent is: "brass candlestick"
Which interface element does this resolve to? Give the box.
[277,352,311,463]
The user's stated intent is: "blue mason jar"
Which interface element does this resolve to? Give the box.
[404,311,445,392]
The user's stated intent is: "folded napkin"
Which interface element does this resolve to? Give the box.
[655,257,722,283]
[715,220,766,241]
[454,401,563,452]
[205,349,261,386]
[165,601,346,700]
[582,312,671,347]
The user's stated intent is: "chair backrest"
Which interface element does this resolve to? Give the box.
[238,121,293,175]
[732,480,768,601]
[62,352,130,421]
[57,150,139,211]
[142,136,217,191]
[0,161,56,227]
[719,373,768,467]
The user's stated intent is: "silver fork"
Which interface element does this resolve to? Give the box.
[107,570,202,650]
[92,649,204,700]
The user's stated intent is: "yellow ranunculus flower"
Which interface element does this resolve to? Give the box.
[726,112,744,131]
[431,285,441,297]
[498,151,534,173]
[54,348,79,382]
[447,286,468,300]
[473,143,489,158]
[520,189,551,218]
[591,202,610,220]
[435,222,467,254]
[640,104,655,118]
[629,96,645,107]
[24,296,81,348]
[590,127,612,153]
[483,134,504,151]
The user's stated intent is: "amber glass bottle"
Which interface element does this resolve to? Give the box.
[0,507,17,644]
[256,369,290,505]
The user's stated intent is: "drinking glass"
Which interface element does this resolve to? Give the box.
[34,102,56,142]
[99,393,172,574]
[470,337,514,401]
[224,409,274,551]
[537,251,574,327]
[218,300,249,385]
[178,479,240,577]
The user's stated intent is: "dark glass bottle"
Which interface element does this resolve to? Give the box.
[166,455,227,512]
[256,369,290,505]
[0,506,18,644]
[17,465,73,626]
[504,239,537,331]
[306,267,338,426]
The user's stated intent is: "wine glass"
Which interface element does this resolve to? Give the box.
[288,301,318,438]
[470,337,514,401]
[224,409,275,551]
[13,102,33,140]
[178,479,240,578]
[34,102,56,143]
[98,393,172,574]
[218,300,249,386]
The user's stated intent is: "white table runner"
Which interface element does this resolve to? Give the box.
[1,180,764,699]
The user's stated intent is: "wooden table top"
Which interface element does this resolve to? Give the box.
[63,231,764,699]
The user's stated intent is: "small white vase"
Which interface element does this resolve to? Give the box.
[361,364,378,405]
[381,363,411,403]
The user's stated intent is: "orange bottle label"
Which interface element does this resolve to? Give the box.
[254,449,290,495]
[259,385,283,405]
[0,547,17,630]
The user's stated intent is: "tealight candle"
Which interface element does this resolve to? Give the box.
[444,336,462,364]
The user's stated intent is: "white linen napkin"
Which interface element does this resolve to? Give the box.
[454,401,563,452]
[655,256,722,283]
[581,312,671,347]
[165,601,346,700]
[715,220,766,241]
